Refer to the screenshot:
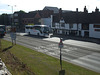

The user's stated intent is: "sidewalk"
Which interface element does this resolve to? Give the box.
[44,34,100,52]
[16,32,28,36]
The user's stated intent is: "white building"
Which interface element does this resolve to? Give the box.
[51,7,100,39]
[89,24,100,38]
[51,15,100,39]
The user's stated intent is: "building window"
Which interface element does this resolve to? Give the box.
[52,23,55,27]
[95,29,100,31]
[14,19,18,22]
[61,23,65,27]
[70,23,73,28]
[94,25,100,28]
[82,23,89,30]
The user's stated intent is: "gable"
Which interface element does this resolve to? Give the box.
[34,12,41,18]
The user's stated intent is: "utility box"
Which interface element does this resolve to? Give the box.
[59,70,65,75]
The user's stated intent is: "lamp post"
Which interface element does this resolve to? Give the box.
[8,5,16,27]
[8,5,16,46]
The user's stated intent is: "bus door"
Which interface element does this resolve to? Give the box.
[25,26,30,33]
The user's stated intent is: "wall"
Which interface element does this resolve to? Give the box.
[41,18,51,27]
[77,23,82,36]
[71,23,77,30]
[65,24,69,29]
[78,23,82,30]
[89,24,100,39]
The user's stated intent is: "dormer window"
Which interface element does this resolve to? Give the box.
[60,17,65,23]
[60,17,65,27]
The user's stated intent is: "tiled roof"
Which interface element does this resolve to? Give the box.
[43,6,59,13]
[53,12,100,23]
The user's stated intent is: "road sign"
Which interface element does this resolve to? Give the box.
[58,38,64,71]
[58,38,63,48]
[10,32,16,45]
[10,32,16,40]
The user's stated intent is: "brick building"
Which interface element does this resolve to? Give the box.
[13,7,55,31]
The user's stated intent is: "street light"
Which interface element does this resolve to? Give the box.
[8,5,16,46]
[8,5,16,27]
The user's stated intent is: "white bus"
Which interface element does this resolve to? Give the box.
[25,25,50,37]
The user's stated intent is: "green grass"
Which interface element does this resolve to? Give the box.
[0,39,100,75]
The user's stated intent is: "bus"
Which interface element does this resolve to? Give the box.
[25,25,50,37]
[0,25,6,37]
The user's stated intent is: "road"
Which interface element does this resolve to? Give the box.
[4,33,100,73]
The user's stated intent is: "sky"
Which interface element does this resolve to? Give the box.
[0,0,100,14]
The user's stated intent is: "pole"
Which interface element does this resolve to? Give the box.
[8,5,16,45]
[59,38,65,75]
[60,48,62,70]
[0,39,1,51]
[12,6,13,27]
[8,5,16,27]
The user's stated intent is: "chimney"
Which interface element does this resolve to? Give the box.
[76,8,78,12]
[59,8,62,19]
[95,7,99,13]
[84,6,88,13]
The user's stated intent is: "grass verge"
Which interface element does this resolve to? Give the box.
[0,39,100,75]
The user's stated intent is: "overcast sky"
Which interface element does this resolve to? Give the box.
[0,0,100,14]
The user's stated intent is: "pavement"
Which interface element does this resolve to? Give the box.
[16,32,28,36]
[16,32,100,52]
[44,34,100,52]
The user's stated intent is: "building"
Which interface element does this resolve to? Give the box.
[51,6,100,39]
[13,6,100,38]
[14,11,42,31]
[14,11,26,31]
[13,8,54,31]
[40,7,54,28]
[22,11,41,25]
[43,6,59,13]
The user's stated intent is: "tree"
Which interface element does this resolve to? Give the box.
[0,14,10,25]
[19,10,26,13]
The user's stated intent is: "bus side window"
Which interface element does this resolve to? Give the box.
[30,27,33,29]
[35,26,41,30]
[33,27,35,30]
[33,26,36,30]
[38,27,41,30]
[26,27,31,29]
[26,27,28,29]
